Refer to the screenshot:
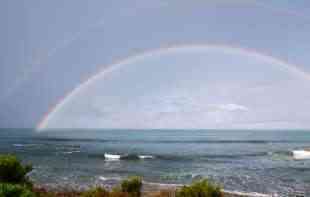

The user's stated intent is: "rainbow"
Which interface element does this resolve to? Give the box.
[36,43,310,130]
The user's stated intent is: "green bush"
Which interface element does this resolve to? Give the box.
[176,179,223,197]
[120,177,142,197]
[0,155,32,185]
[0,183,35,197]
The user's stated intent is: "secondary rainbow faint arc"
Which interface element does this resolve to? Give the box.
[36,43,310,130]
[2,1,309,105]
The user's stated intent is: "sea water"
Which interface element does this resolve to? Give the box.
[0,129,310,196]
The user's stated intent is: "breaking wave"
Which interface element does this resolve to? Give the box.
[292,149,310,160]
[104,153,154,160]
[95,151,288,161]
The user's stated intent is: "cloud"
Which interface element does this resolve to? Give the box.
[214,103,249,112]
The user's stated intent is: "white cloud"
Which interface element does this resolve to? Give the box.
[215,103,249,112]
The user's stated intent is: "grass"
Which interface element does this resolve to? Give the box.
[0,183,35,197]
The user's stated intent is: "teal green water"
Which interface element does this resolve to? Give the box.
[0,129,310,196]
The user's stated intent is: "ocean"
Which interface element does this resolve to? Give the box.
[1,129,310,196]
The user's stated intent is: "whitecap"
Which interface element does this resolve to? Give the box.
[104,153,121,160]
[223,190,272,197]
[98,176,122,181]
[139,155,154,159]
[104,153,154,160]
[63,150,81,154]
[292,149,310,160]
[99,176,108,181]
[13,143,38,147]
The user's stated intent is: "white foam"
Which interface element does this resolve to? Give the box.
[292,149,310,160]
[63,150,81,154]
[139,155,154,159]
[104,153,121,160]
[143,181,182,187]
[142,182,272,197]
[13,143,39,147]
[98,176,122,181]
[99,176,108,181]
[223,190,272,197]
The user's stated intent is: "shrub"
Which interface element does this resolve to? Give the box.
[0,155,32,185]
[0,183,35,197]
[120,177,142,197]
[176,179,223,197]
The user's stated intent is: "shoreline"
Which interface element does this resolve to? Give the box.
[33,181,274,197]
[143,181,273,197]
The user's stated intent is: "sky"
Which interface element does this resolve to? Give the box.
[1,0,310,129]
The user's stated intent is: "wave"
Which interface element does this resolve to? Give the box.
[98,176,122,181]
[100,151,272,162]
[62,150,81,154]
[13,143,40,147]
[292,149,310,160]
[104,153,121,160]
[104,153,154,160]
[222,190,271,197]
[155,152,272,161]
[138,155,154,159]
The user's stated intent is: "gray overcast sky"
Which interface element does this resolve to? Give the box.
[1,0,310,128]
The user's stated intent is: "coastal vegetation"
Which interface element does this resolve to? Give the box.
[0,154,35,197]
[0,154,32,186]
[120,176,142,197]
[176,179,222,197]
[0,154,223,197]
